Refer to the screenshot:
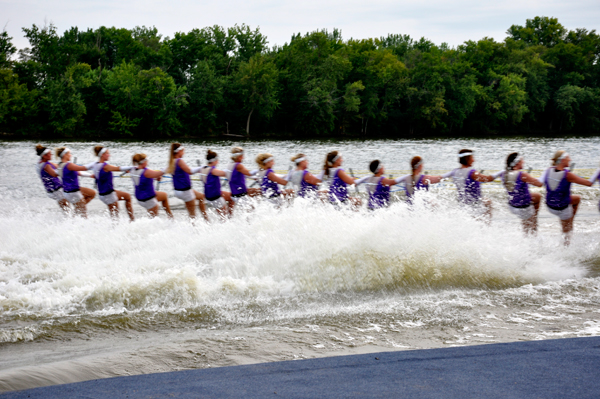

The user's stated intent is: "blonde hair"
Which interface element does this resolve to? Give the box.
[132,153,147,166]
[323,151,339,177]
[167,143,182,174]
[291,153,305,164]
[231,147,244,161]
[256,153,273,168]
[552,150,567,166]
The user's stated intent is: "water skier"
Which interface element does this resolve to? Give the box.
[36,144,70,213]
[256,153,293,203]
[322,151,361,208]
[166,143,208,221]
[540,150,592,245]
[225,147,261,209]
[199,150,233,218]
[130,153,173,218]
[442,149,495,221]
[288,153,321,198]
[91,146,135,221]
[56,147,96,217]
[356,160,400,209]
[396,156,444,205]
[496,152,542,235]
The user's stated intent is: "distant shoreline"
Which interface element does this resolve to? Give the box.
[2,131,600,143]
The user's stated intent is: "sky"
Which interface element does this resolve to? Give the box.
[2,0,600,51]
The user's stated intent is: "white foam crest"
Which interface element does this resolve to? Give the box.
[0,192,595,321]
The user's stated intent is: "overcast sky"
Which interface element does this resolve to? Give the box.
[2,0,600,51]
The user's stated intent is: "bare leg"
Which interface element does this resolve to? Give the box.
[216,205,229,220]
[350,196,362,210]
[107,202,119,219]
[184,200,196,219]
[523,193,541,235]
[81,187,96,204]
[282,189,295,205]
[74,187,96,218]
[221,191,234,216]
[561,195,581,246]
[58,199,70,214]
[194,191,209,221]
[116,190,134,221]
[147,205,159,218]
[155,191,173,219]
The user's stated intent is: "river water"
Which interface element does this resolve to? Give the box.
[1,138,600,392]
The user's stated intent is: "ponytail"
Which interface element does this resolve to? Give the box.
[324,151,339,177]
[167,143,182,174]
[504,152,519,191]
[410,156,423,190]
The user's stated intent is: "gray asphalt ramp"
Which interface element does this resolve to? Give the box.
[3,336,600,398]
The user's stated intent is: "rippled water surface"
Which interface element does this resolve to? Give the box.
[1,138,600,392]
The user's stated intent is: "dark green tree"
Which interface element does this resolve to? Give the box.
[42,63,93,136]
[234,54,279,136]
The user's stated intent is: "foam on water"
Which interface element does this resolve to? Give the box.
[1,190,598,343]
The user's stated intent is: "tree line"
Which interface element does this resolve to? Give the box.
[1,17,599,140]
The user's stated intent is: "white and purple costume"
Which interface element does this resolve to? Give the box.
[259,168,281,199]
[131,167,158,210]
[172,158,195,203]
[92,162,118,205]
[227,162,249,201]
[201,165,226,208]
[37,161,64,201]
[327,167,349,203]
[498,170,535,220]
[290,169,318,198]
[362,175,390,209]
[443,168,482,205]
[397,174,429,205]
[541,167,573,220]
[58,162,84,204]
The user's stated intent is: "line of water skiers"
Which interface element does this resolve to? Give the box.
[36,143,600,243]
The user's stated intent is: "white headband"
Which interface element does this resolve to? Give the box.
[207,156,218,163]
[59,148,70,158]
[294,157,306,164]
[458,152,473,158]
[414,160,423,169]
[327,154,341,166]
[135,158,148,166]
[98,147,108,158]
[556,152,569,165]
[232,151,244,158]
[40,148,51,158]
[376,163,384,173]
[175,146,185,153]
[263,157,274,164]
[509,155,523,169]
